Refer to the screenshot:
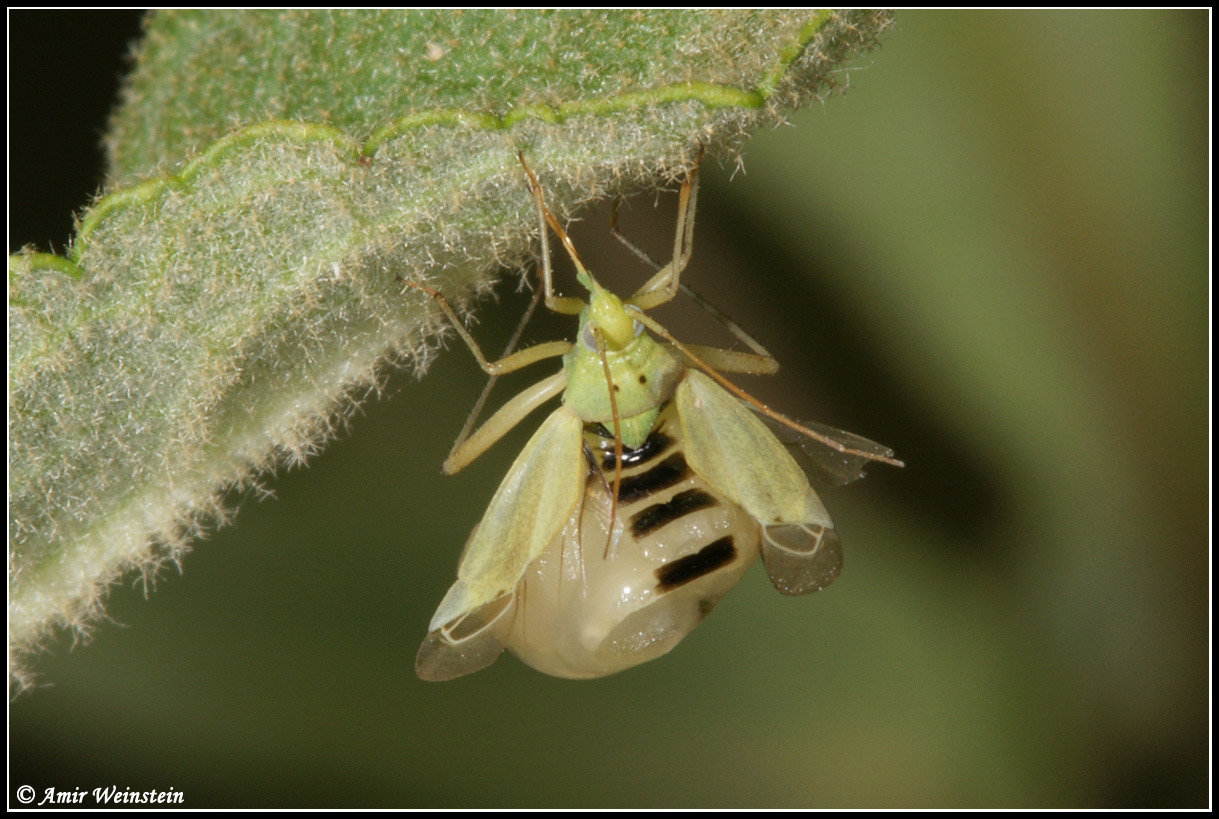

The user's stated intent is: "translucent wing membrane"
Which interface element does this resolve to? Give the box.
[760,413,898,488]
[416,593,517,681]
[675,373,845,596]
[761,517,843,596]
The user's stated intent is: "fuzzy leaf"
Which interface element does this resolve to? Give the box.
[8,9,892,679]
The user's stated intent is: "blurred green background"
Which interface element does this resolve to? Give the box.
[9,10,1208,808]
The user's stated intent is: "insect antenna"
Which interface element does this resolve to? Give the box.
[631,309,906,469]
[592,325,624,560]
[518,151,601,295]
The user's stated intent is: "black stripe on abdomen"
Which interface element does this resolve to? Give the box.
[600,429,673,470]
[630,489,717,537]
[655,537,737,591]
[616,452,689,504]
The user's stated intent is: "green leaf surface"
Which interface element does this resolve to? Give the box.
[8,9,892,679]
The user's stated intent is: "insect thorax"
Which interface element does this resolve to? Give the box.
[561,330,684,449]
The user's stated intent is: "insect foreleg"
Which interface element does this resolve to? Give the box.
[443,371,569,475]
[612,183,778,376]
[628,147,703,310]
[400,279,572,376]
[518,152,593,313]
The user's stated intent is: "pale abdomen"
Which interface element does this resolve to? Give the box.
[507,404,761,678]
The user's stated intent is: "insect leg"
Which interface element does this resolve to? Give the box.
[628,147,703,310]
[447,284,546,467]
[443,370,569,475]
[678,283,776,361]
[400,278,572,376]
[612,179,779,375]
[610,198,664,272]
[666,343,779,376]
[518,152,595,310]
[633,309,905,469]
[657,284,781,374]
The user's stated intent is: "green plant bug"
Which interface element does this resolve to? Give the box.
[405,150,903,681]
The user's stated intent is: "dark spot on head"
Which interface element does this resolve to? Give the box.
[655,537,737,591]
[639,374,647,384]
[613,384,620,392]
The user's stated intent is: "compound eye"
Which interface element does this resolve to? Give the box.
[581,319,644,351]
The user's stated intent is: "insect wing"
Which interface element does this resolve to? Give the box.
[675,370,842,596]
[416,593,518,681]
[417,406,586,681]
[759,489,843,595]
[760,413,898,488]
[675,370,809,524]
